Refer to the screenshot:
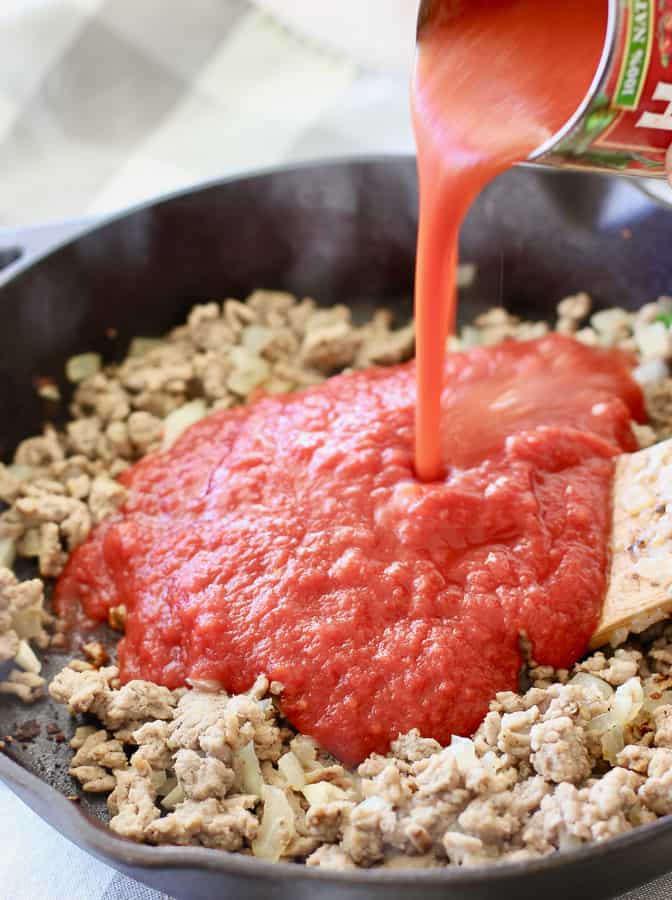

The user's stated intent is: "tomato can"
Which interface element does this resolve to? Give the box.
[531,0,672,176]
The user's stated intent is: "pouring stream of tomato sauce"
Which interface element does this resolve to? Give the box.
[413,0,608,480]
[55,0,645,764]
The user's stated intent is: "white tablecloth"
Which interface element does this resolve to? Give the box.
[1,2,671,898]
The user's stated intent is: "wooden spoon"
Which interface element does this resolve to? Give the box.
[592,438,672,648]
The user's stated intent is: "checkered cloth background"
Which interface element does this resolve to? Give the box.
[0,0,413,227]
[0,2,671,899]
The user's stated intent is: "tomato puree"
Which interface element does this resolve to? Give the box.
[55,336,643,764]
[413,0,608,480]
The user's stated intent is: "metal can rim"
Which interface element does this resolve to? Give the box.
[528,0,621,162]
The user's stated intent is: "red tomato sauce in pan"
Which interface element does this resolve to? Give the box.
[55,337,643,764]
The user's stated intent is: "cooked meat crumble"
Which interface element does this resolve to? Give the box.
[45,634,672,866]
[5,288,672,867]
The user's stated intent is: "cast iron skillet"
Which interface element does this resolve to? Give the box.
[1,157,672,900]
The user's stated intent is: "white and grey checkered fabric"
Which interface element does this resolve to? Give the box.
[0,0,413,227]
[1,2,671,899]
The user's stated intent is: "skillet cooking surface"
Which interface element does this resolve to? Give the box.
[2,157,672,900]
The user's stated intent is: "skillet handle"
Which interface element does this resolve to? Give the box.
[0,218,94,281]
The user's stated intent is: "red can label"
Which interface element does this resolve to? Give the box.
[546,0,672,174]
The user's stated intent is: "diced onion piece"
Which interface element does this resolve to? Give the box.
[570,672,614,701]
[14,639,41,674]
[289,735,318,767]
[11,603,42,641]
[629,805,653,827]
[588,680,644,742]
[252,784,296,862]
[150,769,168,791]
[242,325,272,355]
[0,537,15,569]
[450,735,478,773]
[601,724,625,765]
[37,382,60,401]
[227,347,270,397]
[479,750,499,771]
[19,528,41,558]
[590,307,632,336]
[236,740,264,797]
[157,776,177,798]
[634,321,670,361]
[633,359,668,387]
[8,464,34,481]
[301,782,347,806]
[457,263,477,289]
[161,785,185,810]
[558,830,583,852]
[459,325,483,348]
[587,712,615,736]
[278,751,305,789]
[128,337,164,358]
[612,678,644,728]
[162,400,207,450]
[66,352,102,383]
